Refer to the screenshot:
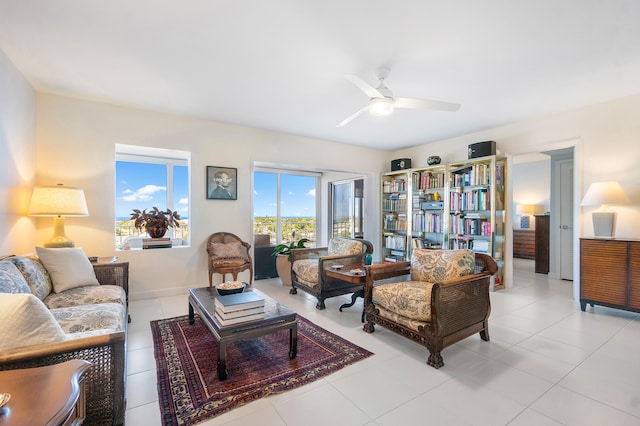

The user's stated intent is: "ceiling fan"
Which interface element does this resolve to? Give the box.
[337,67,461,127]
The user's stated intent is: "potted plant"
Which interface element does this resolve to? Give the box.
[272,238,308,286]
[130,207,181,239]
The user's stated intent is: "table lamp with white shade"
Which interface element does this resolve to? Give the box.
[580,181,630,239]
[28,184,89,248]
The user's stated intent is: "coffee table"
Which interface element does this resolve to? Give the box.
[188,286,297,380]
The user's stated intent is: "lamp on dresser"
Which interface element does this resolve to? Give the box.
[580,181,630,239]
[516,204,544,229]
[28,184,89,247]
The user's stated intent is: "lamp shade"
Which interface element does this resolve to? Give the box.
[28,185,89,217]
[580,181,630,207]
[516,204,544,215]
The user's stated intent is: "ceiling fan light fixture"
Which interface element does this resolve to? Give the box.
[369,97,394,116]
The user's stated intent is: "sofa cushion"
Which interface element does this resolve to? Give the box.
[411,249,475,283]
[0,260,32,294]
[373,280,435,321]
[9,256,53,300]
[0,293,67,351]
[328,238,363,256]
[292,258,319,287]
[51,302,126,334]
[35,247,100,293]
[44,285,127,309]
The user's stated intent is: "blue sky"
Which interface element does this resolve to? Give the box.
[115,161,189,219]
[253,172,316,217]
[116,165,315,219]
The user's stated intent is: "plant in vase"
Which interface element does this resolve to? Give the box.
[130,207,181,238]
[272,238,309,286]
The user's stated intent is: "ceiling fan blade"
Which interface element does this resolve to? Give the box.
[337,106,369,127]
[395,97,461,112]
[344,74,382,98]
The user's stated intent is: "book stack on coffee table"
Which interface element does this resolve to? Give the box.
[214,291,266,326]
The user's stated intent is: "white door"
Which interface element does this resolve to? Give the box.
[559,160,574,280]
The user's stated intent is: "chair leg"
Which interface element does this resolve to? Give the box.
[208,270,213,287]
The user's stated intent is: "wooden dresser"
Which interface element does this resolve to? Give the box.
[513,229,535,259]
[580,238,640,313]
[534,215,550,274]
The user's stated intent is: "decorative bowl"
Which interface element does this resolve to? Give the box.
[216,281,246,296]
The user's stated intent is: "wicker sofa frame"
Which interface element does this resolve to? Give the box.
[0,260,128,425]
[363,252,497,369]
[289,238,374,310]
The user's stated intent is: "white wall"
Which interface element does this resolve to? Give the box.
[36,94,388,299]
[0,50,37,255]
[512,159,550,229]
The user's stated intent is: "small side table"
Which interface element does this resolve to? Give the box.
[0,359,91,425]
[325,264,367,322]
[91,257,131,322]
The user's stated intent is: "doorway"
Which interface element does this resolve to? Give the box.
[329,178,365,239]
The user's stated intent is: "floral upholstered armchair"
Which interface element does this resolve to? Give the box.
[290,238,373,310]
[363,248,497,368]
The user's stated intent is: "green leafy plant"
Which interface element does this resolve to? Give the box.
[272,238,309,261]
[130,207,181,238]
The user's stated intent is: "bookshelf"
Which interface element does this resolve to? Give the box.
[381,165,448,263]
[448,156,506,288]
[380,156,506,289]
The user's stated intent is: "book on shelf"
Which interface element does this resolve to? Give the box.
[214,291,265,314]
[214,310,266,326]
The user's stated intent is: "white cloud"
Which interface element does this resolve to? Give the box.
[288,191,294,195]
[179,197,188,205]
[307,189,316,197]
[121,184,166,202]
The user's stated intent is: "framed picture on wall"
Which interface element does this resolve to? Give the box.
[206,166,237,200]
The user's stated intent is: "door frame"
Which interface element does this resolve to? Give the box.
[505,138,582,299]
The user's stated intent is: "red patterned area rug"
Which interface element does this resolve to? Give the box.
[151,314,373,426]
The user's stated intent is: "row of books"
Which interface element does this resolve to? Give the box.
[383,213,407,231]
[412,212,443,233]
[382,178,407,193]
[412,171,445,191]
[214,291,265,326]
[450,188,490,211]
[383,193,408,211]
[142,238,172,249]
[384,233,406,250]
[451,164,491,187]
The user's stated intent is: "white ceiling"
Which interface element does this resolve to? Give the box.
[2,0,640,151]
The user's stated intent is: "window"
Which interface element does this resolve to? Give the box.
[253,169,319,246]
[115,145,190,249]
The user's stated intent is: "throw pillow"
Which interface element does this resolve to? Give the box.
[209,241,246,259]
[0,260,32,294]
[327,239,363,256]
[0,293,67,351]
[35,247,100,293]
[411,249,475,282]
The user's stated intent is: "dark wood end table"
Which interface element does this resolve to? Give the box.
[188,286,297,380]
[0,359,91,425]
[325,264,367,322]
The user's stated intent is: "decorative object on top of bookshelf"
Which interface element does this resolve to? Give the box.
[467,140,496,159]
[580,181,630,239]
[427,155,441,165]
[391,158,412,171]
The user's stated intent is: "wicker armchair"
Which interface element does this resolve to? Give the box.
[207,232,253,286]
[290,238,373,310]
[363,249,497,369]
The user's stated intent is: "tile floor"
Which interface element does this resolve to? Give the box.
[125,259,640,425]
